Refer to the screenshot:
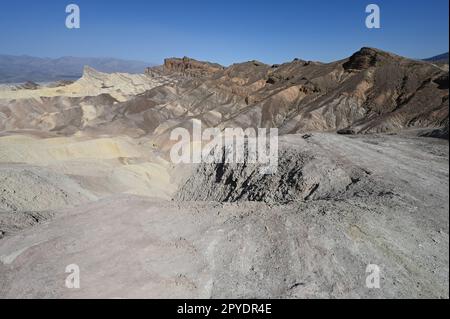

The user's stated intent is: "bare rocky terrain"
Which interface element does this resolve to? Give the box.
[0,48,448,298]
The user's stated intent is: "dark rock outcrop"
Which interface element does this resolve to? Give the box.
[162,57,224,77]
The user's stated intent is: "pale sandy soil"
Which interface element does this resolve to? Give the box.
[0,132,176,235]
[0,133,448,298]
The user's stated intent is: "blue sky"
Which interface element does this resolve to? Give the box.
[0,0,448,65]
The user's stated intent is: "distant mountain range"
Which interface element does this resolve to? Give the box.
[423,52,449,64]
[0,55,154,83]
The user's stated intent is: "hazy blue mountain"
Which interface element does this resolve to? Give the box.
[423,52,449,64]
[0,55,154,83]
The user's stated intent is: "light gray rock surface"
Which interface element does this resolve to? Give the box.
[0,133,448,298]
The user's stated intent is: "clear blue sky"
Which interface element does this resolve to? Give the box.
[0,0,448,65]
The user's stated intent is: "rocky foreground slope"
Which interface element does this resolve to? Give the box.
[0,133,448,298]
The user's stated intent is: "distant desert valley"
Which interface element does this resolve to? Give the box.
[0,48,448,298]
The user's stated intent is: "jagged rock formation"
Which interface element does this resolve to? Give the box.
[161,56,224,77]
[176,136,387,203]
[132,47,450,140]
[1,48,448,140]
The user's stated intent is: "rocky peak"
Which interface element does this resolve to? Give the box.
[163,57,224,77]
[82,65,104,79]
[342,47,402,71]
[343,48,380,71]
